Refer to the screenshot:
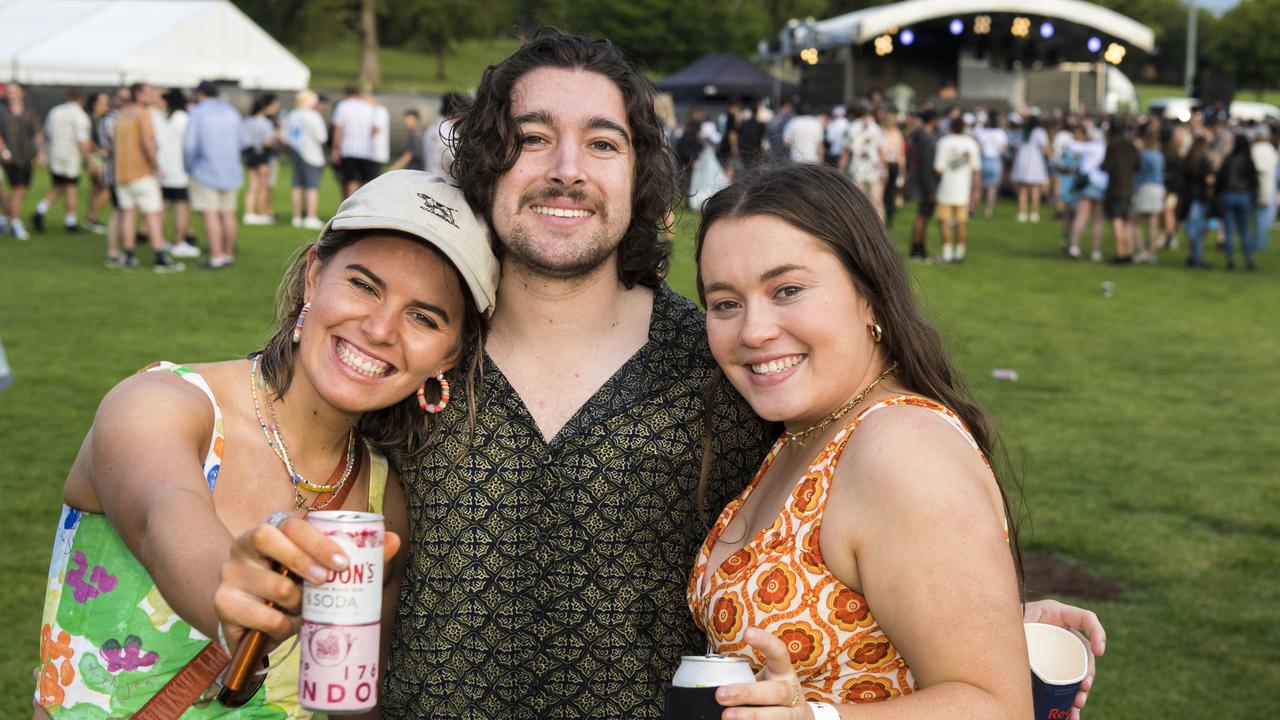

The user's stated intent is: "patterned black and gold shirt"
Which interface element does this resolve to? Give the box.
[384,283,775,719]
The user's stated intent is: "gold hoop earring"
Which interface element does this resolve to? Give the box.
[869,322,883,344]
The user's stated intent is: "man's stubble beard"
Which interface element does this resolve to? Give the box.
[500,220,623,282]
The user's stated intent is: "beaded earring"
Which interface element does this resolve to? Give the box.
[292,302,311,344]
[417,374,451,413]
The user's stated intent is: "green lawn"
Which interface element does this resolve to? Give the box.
[2,170,1277,718]
[300,37,521,93]
[1136,81,1280,109]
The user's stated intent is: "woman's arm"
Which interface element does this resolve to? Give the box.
[85,372,231,639]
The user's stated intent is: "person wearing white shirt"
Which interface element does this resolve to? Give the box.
[371,98,390,166]
[330,87,378,197]
[824,106,849,166]
[782,104,824,164]
[933,122,982,262]
[423,93,465,182]
[34,89,91,232]
[155,88,199,257]
[284,89,328,229]
[1251,126,1278,252]
[974,119,1009,219]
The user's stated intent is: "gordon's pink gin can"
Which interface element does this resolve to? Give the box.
[299,511,384,715]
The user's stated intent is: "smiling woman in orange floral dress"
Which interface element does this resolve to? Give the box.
[687,163,1101,720]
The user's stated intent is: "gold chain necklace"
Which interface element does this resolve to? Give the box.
[783,363,899,447]
[249,355,356,510]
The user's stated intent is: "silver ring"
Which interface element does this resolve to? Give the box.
[267,511,291,529]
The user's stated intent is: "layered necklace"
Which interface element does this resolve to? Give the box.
[250,354,357,510]
[783,362,899,447]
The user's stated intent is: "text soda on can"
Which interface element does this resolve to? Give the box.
[299,511,384,715]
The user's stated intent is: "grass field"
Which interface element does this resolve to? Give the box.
[2,169,1277,718]
[1136,82,1280,109]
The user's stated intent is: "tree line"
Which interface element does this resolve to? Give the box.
[232,0,1274,94]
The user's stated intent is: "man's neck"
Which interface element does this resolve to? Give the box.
[489,258,650,350]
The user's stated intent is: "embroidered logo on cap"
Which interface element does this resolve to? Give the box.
[417,192,459,228]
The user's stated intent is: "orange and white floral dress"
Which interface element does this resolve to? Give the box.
[687,395,1000,705]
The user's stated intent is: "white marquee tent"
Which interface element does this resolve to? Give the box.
[0,0,310,90]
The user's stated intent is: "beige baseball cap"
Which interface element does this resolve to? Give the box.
[320,171,499,315]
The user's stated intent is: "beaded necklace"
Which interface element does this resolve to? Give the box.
[250,354,356,509]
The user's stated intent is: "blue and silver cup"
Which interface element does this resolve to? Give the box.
[663,654,755,720]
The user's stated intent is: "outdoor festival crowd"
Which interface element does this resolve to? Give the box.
[27,33,1128,720]
[678,98,1273,270]
[0,80,460,271]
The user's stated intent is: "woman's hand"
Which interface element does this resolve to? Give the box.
[212,515,400,652]
[1024,599,1106,719]
[714,628,813,720]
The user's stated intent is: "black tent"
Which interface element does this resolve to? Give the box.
[656,53,794,101]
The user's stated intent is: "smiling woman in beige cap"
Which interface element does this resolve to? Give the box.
[33,171,497,720]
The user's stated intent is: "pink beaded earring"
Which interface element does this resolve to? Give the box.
[291,302,311,344]
[417,374,451,413]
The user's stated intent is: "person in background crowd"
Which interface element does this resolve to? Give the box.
[184,80,243,269]
[674,109,704,199]
[881,111,906,228]
[1182,135,1215,269]
[975,115,1009,220]
[1011,114,1050,223]
[242,93,280,225]
[934,116,981,262]
[1055,123,1086,250]
[824,105,849,168]
[1249,125,1276,253]
[716,98,741,180]
[765,96,794,162]
[156,88,200,259]
[908,109,940,260]
[390,108,425,171]
[370,91,391,177]
[1161,123,1192,250]
[0,82,44,240]
[1216,133,1258,270]
[423,92,465,182]
[33,88,91,234]
[1067,124,1108,261]
[99,87,129,267]
[331,85,379,198]
[783,102,824,164]
[841,102,886,219]
[114,83,183,272]
[1131,126,1166,264]
[737,100,767,170]
[284,88,328,230]
[1050,116,1075,219]
[83,91,112,234]
[1100,122,1140,263]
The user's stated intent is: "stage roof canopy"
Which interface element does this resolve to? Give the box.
[0,0,310,89]
[811,0,1155,53]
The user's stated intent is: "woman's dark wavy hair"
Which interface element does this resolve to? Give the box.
[448,29,675,289]
[257,229,486,460]
[694,162,1024,584]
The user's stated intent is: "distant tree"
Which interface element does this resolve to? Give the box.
[384,0,510,81]
[358,0,381,87]
[1205,0,1280,95]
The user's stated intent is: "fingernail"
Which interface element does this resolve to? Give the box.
[716,687,733,703]
[331,553,349,569]
[309,565,329,582]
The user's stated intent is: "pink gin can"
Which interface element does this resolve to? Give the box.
[299,511,384,715]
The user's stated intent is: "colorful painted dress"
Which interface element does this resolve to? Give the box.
[687,395,1004,705]
[36,362,389,719]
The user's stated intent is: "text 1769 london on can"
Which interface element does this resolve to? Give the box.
[664,655,756,720]
[299,511,384,715]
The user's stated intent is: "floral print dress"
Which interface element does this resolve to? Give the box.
[687,396,1001,705]
[36,362,388,719]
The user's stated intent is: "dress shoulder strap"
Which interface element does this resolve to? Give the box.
[143,361,225,491]
[365,443,389,514]
[854,395,982,453]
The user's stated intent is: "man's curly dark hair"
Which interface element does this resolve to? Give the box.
[448,30,675,289]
